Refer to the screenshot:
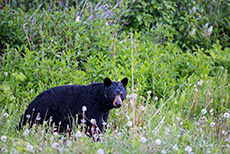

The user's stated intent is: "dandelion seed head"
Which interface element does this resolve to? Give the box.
[210,122,215,127]
[140,105,145,111]
[132,93,137,99]
[161,149,167,154]
[127,121,132,127]
[75,131,82,138]
[201,109,207,114]
[26,114,31,119]
[173,144,179,151]
[197,80,203,86]
[97,148,104,154]
[1,147,8,152]
[36,113,41,121]
[223,112,230,118]
[155,139,161,145]
[52,142,58,149]
[82,106,87,112]
[1,135,7,142]
[185,145,192,153]
[66,140,72,147]
[23,129,30,136]
[3,113,9,118]
[27,144,33,152]
[90,119,96,124]
[140,136,147,143]
[147,91,151,95]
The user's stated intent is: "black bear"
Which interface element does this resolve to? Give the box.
[19,77,128,135]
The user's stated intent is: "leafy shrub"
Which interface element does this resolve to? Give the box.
[121,0,230,50]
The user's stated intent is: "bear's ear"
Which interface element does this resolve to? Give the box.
[121,77,128,87]
[104,77,112,87]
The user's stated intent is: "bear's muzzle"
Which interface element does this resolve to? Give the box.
[113,95,122,108]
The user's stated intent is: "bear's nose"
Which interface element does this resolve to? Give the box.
[116,102,121,108]
[113,95,122,108]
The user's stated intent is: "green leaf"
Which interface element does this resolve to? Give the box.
[12,72,27,82]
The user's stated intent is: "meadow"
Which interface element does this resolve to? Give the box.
[0,1,230,153]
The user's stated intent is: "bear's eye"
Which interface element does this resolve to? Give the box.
[120,92,123,96]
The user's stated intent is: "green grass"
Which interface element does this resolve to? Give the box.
[0,70,229,153]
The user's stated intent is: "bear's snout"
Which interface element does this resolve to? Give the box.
[113,95,122,108]
[116,102,121,108]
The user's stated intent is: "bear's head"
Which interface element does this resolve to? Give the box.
[103,77,128,109]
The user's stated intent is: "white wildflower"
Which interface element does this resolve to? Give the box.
[209,108,214,114]
[192,6,196,12]
[76,16,80,22]
[185,145,192,153]
[1,147,8,152]
[194,88,198,92]
[53,132,58,136]
[82,106,87,112]
[173,144,179,151]
[222,130,227,135]
[4,72,8,76]
[36,113,41,121]
[154,96,158,101]
[210,122,215,127]
[180,122,183,125]
[132,93,137,99]
[90,119,96,124]
[75,131,82,138]
[204,23,209,28]
[176,117,180,121]
[201,109,207,114]
[27,144,33,152]
[161,149,167,154]
[207,26,213,35]
[140,136,147,143]
[140,105,145,111]
[190,28,196,36]
[175,100,178,104]
[155,139,161,145]
[93,134,99,140]
[1,135,7,142]
[97,148,104,154]
[23,129,30,136]
[147,91,152,95]
[52,142,58,149]
[206,149,211,153]
[26,114,31,119]
[223,112,230,118]
[3,113,9,118]
[197,80,203,86]
[66,140,72,147]
[30,89,33,93]
[127,121,132,127]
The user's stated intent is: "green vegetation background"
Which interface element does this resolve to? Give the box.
[0,0,229,153]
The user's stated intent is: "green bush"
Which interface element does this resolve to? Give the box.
[121,0,230,50]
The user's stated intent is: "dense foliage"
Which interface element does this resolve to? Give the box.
[0,1,229,153]
[122,0,230,50]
